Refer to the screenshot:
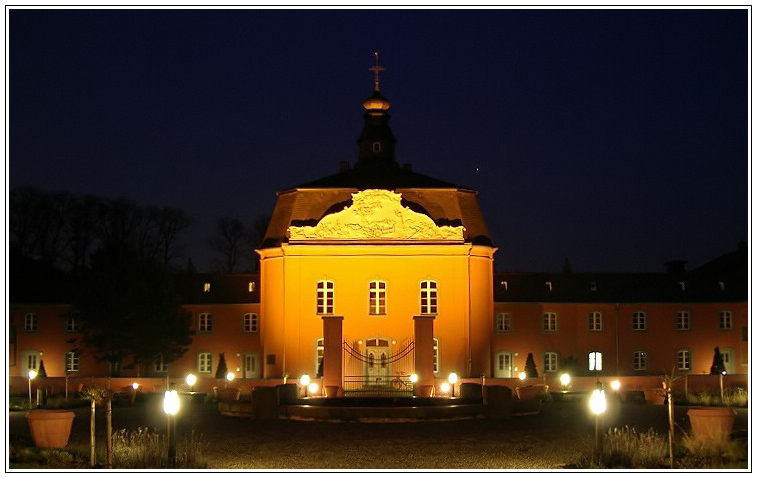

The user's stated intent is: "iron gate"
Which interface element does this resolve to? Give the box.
[342,338,415,397]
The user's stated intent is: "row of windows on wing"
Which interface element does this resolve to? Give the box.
[494,349,705,375]
[493,310,735,332]
[316,280,438,315]
[196,313,259,333]
[202,281,256,293]
[500,280,729,293]
[21,314,81,333]
[23,352,81,374]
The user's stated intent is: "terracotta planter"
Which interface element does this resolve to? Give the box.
[26,410,75,448]
[217,388,241,402]
[414,384,434,398]
[644,389,666,405]
[515,385,548,401]
[324,386,341,398]
[687,407,737,441]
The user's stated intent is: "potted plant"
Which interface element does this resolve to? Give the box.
[688,349,737,441]
[26,409,76,448]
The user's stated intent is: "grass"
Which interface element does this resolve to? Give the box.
[682,388,748,408]
[9,394,96,411]
[677,432,747,469]
[111,427,208,468]
[570,426,668,469]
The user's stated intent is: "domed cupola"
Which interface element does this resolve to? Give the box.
[356,52,398,169]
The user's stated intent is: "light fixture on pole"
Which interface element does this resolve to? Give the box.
[27,369,38,408]
[560,373,571,390]
[185,373,197,392]
[589,383,607,464]
[163,389,180,468]
[225,372,235,389]
[448,372,458,398]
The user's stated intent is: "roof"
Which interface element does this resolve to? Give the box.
[177,273,260,304]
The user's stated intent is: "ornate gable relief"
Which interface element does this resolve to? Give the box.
[288,189,465,241]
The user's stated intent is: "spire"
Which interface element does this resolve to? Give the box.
[357,52,397,169]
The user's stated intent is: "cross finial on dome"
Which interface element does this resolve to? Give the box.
[368,51,385,92]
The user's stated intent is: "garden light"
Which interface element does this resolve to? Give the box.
[440,382,451,395]
[299,374,311,386]
[163,390,180,468]
[610,380,620,391]
[163,390,180,415]
[185,373,197,389]
[27,369,37,408]
[409,373,418,384]
[589,384,607,463]
[226,372,235,382]
[560,373,571,387]
[518,371,526,380]
[448,372,458,397]
[307,382,319,396]
[132,382,140,390]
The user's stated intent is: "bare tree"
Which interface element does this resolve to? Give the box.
[209,217,247,273]
[247,214,270,272]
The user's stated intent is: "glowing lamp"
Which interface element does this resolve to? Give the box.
[440,382,451,394]
[307,382,319,395]
[518,371,526,380]
[185,374,197,387]
[589,389,607,415]
[560,373,571,387]
[226,372,235,382]
[610,380,620,391]
[448,372,458,385]
[409,373,418,384]
[721,371,727,376]
[163,390,180,416]
[299,374,311,387]
[28,369,38,380]
[132,382,140,390]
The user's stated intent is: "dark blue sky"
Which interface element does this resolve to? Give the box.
[9,9,748,272]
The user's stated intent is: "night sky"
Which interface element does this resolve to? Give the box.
[9,9,748,273]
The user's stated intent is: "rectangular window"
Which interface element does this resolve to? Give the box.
[676,311,690,330]
[495,312,512,332]
[243,313,258,333]
[420,280,438,315]
[198,352,213,374]
[677,349,691,370]
[65,316,80,333]
[199,313,213,333]
[432,338,439,374]
[369,280,386,315]
[27,354,38,371]
[316,280,334,315]
[588,311,602,331]
[632,311,647,331]
[316,338,324,376]
[154,353,168,373]
[632,351,647,371]
[544,352,558,372]
[65,351,80,373]
[543,312,557,331]
[588,351,602,371]
[24,313,38,332]
[719,311,733,330]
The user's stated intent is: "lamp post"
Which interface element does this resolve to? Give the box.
[448,373,458,398]
[163,388,180,468]
[225,372,235,389]
[27,369,38,408]
[589,383,607,465]
[300,374,310,397]
[185,373,197,392]
[560,373,571,391]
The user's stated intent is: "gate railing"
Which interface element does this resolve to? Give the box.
[342,339,415,397]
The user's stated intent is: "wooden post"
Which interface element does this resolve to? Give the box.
[719,373,724,403]
[106,397,112,468]
[666,386,675,469]
[65,374,69,400]
[90,399,96,467]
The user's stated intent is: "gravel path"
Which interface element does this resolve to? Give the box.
[8,397,748,469]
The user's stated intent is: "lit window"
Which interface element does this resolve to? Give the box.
[718,281,726,291]
[588,311,602,331]
[198,352,213,374]
[65,351,80,373]
[154,353,168,373]
[719,311,732,330]
[243,313,258,333]
[316,280,334,315]
[420,280,437,315]
[372,142,381,153]
[588,351,602,371]
[203,282,211,293]
[316,338,324,376]
[65,316,80,333]
[543,312,557,331]
[369,280,386,315]
[589,281,597,292]
[632,351,647,371]
[676,311,690,330]
[501,281,508,291]
[24,313,38,332]
[495,312,512,332]
[632,311,647,331]
[678,281,686,291]
[199,313,213,333]
[677,349,691,371]
[432,338,439,374]
[544,352,558,372]
[248,281,256,292]
[545,281,553,292]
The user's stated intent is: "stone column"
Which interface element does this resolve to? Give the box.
[413,315,436,389]
[321,316,344,392]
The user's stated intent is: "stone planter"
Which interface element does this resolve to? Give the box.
[643,389,666,405]
[324,385,342,398]
[414,384,434,398]
[26,410,75,448]
[515,385,548,401]
[687,407,737,441]
[217,388,240,402]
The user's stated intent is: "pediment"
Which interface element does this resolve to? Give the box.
[287,189,465,242]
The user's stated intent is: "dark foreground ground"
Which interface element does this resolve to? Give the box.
[8,397,749,469]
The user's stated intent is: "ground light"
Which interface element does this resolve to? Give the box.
[518,371,526,380]
[132,382,140,390]
[27,369,37,408]
[409,373,418,384]
[610,380,620,391]
[589,384,607,464]
[225,372,235,389]
[307,382,320,396]
[448,373,458,397]
[560,373,571,390]
[163,389,180,468]
[186,373,197,392]
[440,382,451,395]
